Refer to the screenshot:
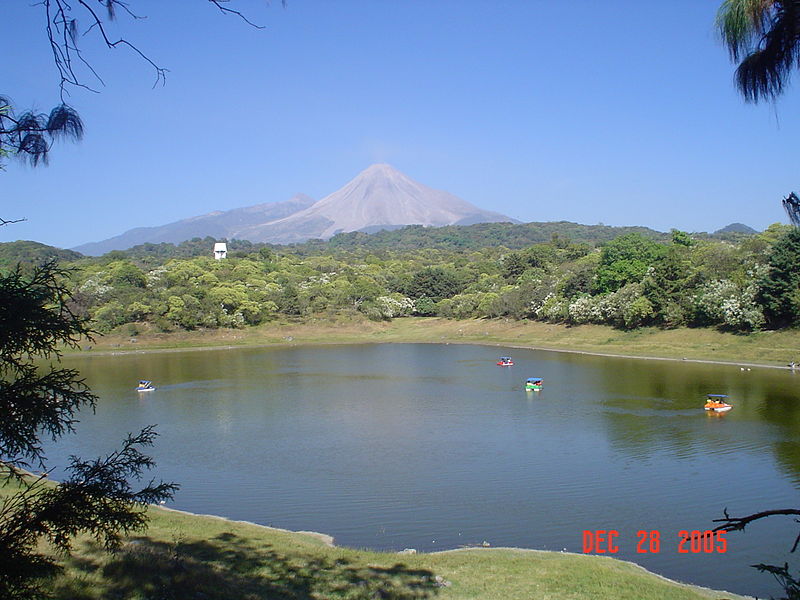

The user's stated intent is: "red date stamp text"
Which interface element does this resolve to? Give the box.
[582,530,728,554]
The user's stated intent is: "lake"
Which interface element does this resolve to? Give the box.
[49,343,800,597]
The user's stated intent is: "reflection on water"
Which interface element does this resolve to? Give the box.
[49,343,800,598]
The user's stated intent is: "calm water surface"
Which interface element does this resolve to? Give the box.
[51,343,800,597]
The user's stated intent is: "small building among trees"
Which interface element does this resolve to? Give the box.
[213,242,227,260]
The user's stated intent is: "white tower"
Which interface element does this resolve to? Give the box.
[213,242,227,260]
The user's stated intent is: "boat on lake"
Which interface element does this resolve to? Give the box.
[525,377,543,391]
[136,380,156,392]
[704,394,732,412]
[497,356,514,366]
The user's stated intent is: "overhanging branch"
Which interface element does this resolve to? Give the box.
[713,507,800,552]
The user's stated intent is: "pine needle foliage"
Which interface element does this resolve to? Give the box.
[717,0,800,102]
[0,96,83,167]
[0,261,176,599]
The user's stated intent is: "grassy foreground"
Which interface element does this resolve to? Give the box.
[90,316,800,368]
[45,504,748,600]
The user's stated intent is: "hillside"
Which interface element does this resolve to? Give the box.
[73,194,316,256]
[313,221,669,252]
[714,222,757,235]
[0,240,83,269]
[104,221,669,261]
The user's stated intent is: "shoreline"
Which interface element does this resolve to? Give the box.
[150,503,752,600]
[494,341,789,370]
[434,547,756,599]
[75,333,794,371]
[154,504,336,547]
[2,474,752,599]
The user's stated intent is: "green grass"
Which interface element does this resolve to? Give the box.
[45,505,748,600]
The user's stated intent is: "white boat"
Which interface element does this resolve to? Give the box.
[136,380,156,392]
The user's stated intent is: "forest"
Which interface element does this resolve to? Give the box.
[3,221,797,337]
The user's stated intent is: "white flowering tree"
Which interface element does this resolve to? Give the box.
[693,279,764,331]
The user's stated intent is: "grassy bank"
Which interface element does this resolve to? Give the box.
[45,503,748,600]
[88,316,800,368]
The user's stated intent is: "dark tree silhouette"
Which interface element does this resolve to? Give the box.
[784,192,800,226]
[717,0,800,103]
[0,96,83,168]
[713,508,800,599]
[0,261,177,599]
[1,5,280,595]
[37,0,279,98]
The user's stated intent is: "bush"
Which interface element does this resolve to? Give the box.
[591,284,654,329]
[693,279,764,331]
[596,233,666,293]
[93,300,127,332]
[567,295,602,325]
[536,293,568,322]
[413,296,437,316]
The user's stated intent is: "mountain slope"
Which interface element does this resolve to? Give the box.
[73,165,519,253]
[714,222,757,235]
[315,221,667,252]
[73,194,315,255]
[0,240,83,269]
[239,164,517,244]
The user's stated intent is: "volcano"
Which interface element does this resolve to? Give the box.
[238,164,516,244]
[73,164,517,253]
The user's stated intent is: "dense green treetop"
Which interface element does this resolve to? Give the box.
[320,222,669,253]
[758,227,800,328]
[0,240,82,270]
[595,233,668,294]
[0,222,752,270]
[0,222,788,336]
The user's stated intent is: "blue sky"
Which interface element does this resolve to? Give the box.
[2,1,799,250]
